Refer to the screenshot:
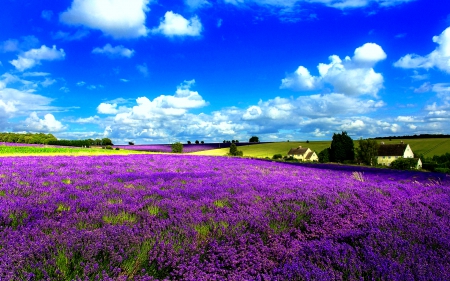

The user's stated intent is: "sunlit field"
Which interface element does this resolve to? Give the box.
[1,154,449,280]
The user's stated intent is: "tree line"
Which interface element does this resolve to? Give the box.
[0,132,113,148]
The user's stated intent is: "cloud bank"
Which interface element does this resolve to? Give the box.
[60,0,150,39]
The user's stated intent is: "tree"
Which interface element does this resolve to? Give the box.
[249,136,259,143]
[171,142,183,153]
[318,148,330,163]
[102,138,113,146]
[228,143,243,156]
[356,138,379,166]
[128,141,134,145]
[187,141,191,144]
[390,158,416,170]
[201,141,204,144]
[330,131,354,163]
[195,140,199,144]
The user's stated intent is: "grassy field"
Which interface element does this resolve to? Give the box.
[0,146,150,156]
[190,138,450,158]
[190,141,331,158]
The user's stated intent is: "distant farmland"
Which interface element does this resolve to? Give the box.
[190,138,450,158]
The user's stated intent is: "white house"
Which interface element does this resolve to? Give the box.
[377,142,420,168]
[287,146,318,162]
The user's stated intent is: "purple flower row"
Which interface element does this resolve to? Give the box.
[0,155,449,280]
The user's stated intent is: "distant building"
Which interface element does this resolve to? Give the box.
[287,146,318,162]
[377,142,419,167]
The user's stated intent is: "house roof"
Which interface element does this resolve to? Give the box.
[305,151,314,160]
[288,147,309,155]
[378,144,408,156]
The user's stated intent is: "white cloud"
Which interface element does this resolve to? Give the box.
[340,119,365,131]
[60,0,150,39]
[395,116,416,122]
[21,112,66,132]
[10,45,65,72]
[92,44,135,58]
[152,11,202,37]
[394,26,450,73]
[97,103,119,114]
[353,43,387,66]
[281,43,386,96]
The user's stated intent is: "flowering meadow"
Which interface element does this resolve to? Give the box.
[1,155,449,280]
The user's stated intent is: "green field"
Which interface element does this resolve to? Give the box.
[190,138,450,159]
[190,141,331,158]
[0,146,148,156]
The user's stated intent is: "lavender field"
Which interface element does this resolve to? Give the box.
[1,155,449,280]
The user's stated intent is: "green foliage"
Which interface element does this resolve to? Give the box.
[390,158,417,170]
[0,132,57,144]
[356,138,379,166]
[128,141,134,145]
[102,138,113,145]
[318,148,330,163]
[272,154,283,160]
[48,139,91,147]
[330,131,354,163]
[228,143,243,156]
[195,140,199,144]
[171,142,183,153]
[249,136,260,143]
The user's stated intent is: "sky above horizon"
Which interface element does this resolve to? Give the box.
[0,0,449,144]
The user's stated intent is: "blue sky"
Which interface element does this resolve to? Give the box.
[0,0,449,144]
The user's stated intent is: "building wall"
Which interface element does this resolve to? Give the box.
[377,145,415,167]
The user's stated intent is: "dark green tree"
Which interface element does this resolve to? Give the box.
[187,141,191,144]
[356,138,379,166]
[228,143,243,156]
[318,148,330,163]
[102,138,113,145]
[330,131,354,163]
[390,158,416,170]
[171,142,183,153]
[195,140,199,144]
[249,136,259,143]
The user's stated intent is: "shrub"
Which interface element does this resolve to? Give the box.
[228,143,243,156]
[272,154,283,160]
[171,142,183,153]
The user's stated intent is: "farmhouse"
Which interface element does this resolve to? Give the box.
[377,142,422,168]
[287,146,318,161]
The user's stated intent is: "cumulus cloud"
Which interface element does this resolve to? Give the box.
[97,103,119,114]
[281,43,386,96]
[20,112,66,132]
[92,44,135,58]
[10,45,65,72]
[60,0,150,39]
[394,26,450,73]
[152,11,202,37]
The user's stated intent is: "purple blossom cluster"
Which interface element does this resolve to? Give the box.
[0,155,449,280]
